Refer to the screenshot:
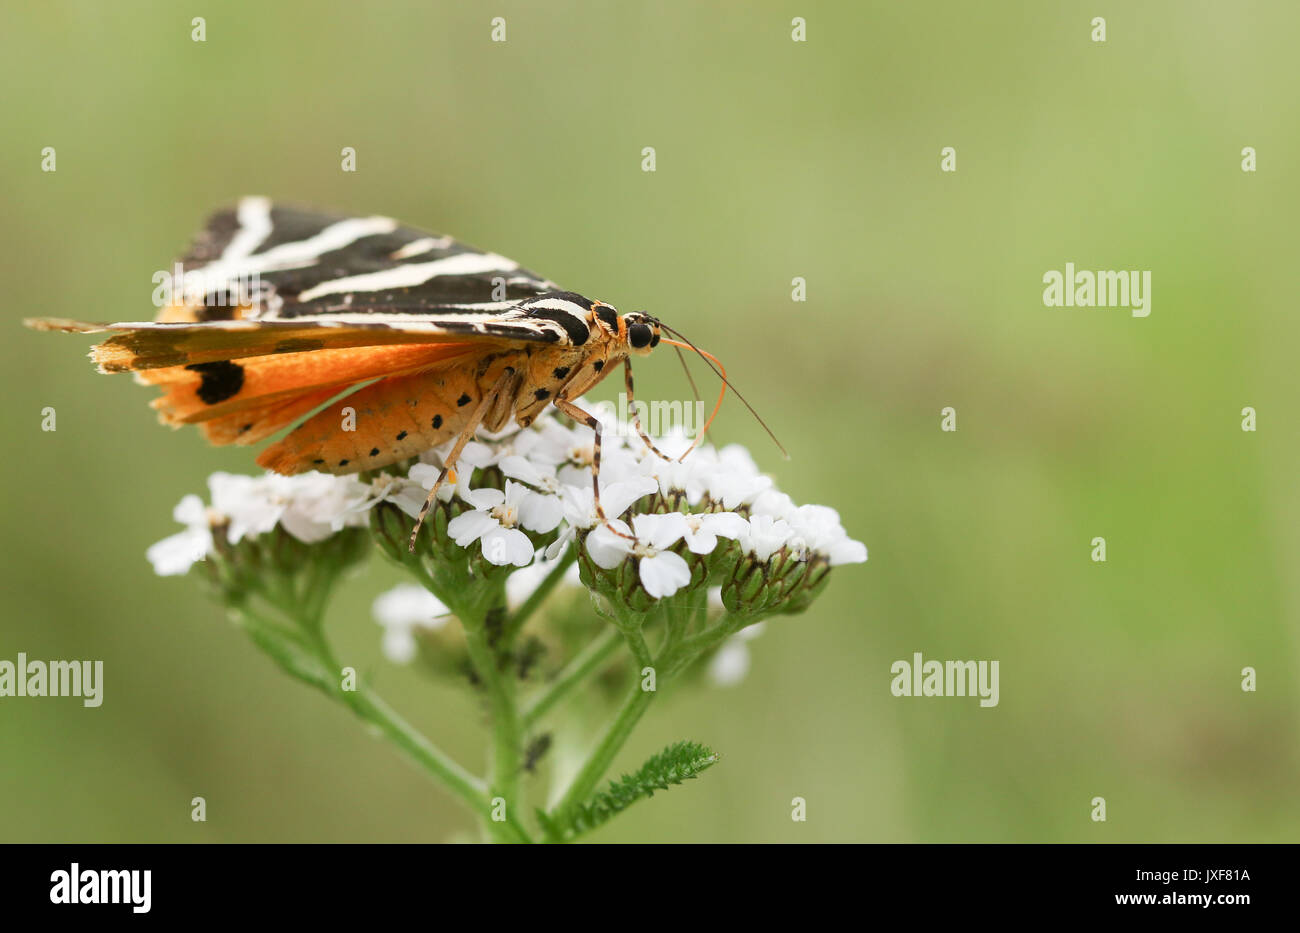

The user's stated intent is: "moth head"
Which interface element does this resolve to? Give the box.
[621,311,661,356]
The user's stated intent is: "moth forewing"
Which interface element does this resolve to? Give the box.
[26,198,675,554]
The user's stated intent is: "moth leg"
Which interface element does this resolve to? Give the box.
[408,368,515,552]
[553,395,637,542]
[622,359,676,461]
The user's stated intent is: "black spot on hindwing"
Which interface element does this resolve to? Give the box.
[185,360,245,404]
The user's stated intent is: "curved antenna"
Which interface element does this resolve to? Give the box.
[660,325,788,460]
[671,342,712,447]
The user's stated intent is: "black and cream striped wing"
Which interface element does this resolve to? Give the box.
[173,196,592,343]
[26,198,606,370]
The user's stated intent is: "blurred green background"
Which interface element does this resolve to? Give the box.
[2,0,1297,842]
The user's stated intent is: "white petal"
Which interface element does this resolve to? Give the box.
[481,527,534,566]
[827,538,868,565]
[466,487,506,510]
[544,530,574,561]
[638,551,691,599]
[382,628,419,664]
[518,491,563,534]
[586,521,633,569]
[632,512,689,550]
[682,527,718,555]
[447,510,497,546]
[737,621,767,642]
[387,485,430,520]
[407,462,441,487]
[407,462,462,503]
[742,515,793,562]
[146,527,211,576]
[172,493,208,527]
[717,444,761,477]
[708,473,772,510]
[601,477,659,520]
[708,641,751,687]
[751,489,795,519]
[457,441,497,470]
[372,583,450,627]
[499,455,547,486]
[277,513,326,543]
[701,511,749,539]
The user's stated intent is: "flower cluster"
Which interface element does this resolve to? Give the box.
[149,400,865,604]
[143,399,868,840]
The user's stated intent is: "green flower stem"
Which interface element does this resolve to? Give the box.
[665,611,764,676]
[238,602,530,841]
[333,657,530,843]
[503,548,577,646]
[550,678,657,831]
[521,626,622,728]
[344,677,531,844]
[460,610,524,836]
[547,606,772,832]
[596,599,655,668]
[337,687,501,826]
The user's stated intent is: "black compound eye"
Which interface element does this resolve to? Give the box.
[628,322,653,348]
[650,330,660,348]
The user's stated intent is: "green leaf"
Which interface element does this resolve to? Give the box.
[566,740,718,837]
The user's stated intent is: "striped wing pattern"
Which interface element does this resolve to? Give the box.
[169,196,596,345]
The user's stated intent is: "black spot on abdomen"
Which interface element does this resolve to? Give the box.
[457,393,471,407]
[185,360,245,404]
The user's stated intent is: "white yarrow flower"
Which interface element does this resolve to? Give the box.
[372,584,452,664]
[585,514,693,599]
[545,476,658,560]
[146,494,215,576]
[739,514,794,562]
[447,480,562,567]
[680,511,749,555]
[707,623,767,687]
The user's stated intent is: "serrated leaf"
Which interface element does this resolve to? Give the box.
[565,740,718,837]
